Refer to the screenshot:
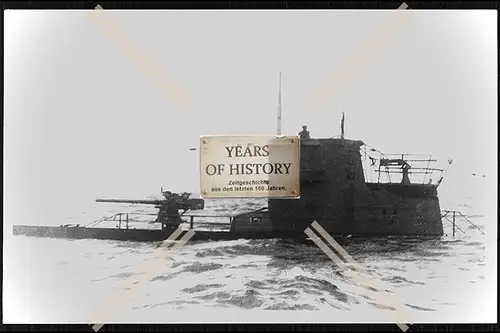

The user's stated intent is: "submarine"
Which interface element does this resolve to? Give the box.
[12,75,448,242]
[12,132,447,242]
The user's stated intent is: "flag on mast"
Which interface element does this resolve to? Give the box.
[341,112,345,139]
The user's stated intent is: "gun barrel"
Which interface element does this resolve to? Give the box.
[96,198,162,205]
[96,198,205,210]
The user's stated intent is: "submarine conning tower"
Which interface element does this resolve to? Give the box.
[267,137,444,236]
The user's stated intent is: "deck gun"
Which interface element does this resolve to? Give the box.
[96,191,205,229]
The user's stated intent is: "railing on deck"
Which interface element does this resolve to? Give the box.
[85,212,234,230]
[361,146,448,186]
[378,154,444,184]
[183,214,234,230]
[441,210,485,237]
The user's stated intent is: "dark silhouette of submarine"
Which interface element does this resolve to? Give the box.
[13,134,445,243]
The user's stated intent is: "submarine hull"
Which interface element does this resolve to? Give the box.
[13,225,174,242]
[12,225,308,242]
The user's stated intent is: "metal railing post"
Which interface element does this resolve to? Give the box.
[452,211,456,237]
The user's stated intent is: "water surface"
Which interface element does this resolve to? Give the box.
[3,198,490,323]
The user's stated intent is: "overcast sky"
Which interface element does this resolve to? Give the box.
[4,9,497,225]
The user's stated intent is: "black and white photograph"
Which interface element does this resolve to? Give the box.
[3,4,497,328]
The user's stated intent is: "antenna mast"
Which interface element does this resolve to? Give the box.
[341,111,345,139]
[277,72,282,136]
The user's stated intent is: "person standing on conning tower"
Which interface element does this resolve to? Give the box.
[298,125,311,139]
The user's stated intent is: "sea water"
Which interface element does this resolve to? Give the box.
[3,198,493,324]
